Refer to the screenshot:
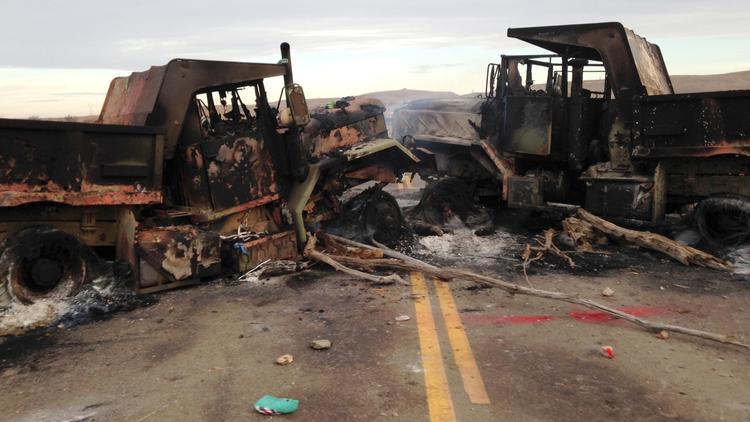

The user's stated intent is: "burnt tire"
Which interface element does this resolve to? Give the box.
[362,190,403,245]
[414,177,473,225]
[696,196,750,248]
[0,226,91,308]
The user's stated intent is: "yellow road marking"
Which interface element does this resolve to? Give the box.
[435,279,491,405]
[411,272,456,422]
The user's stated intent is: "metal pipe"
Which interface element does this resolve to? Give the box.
[280,42,293,86]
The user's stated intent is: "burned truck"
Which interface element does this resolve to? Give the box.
[0,43,417,307]
[393,22,750,245]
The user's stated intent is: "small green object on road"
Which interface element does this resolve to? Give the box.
[254,395,299,415]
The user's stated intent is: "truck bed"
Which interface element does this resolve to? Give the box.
[0,118,164,207]
[633,89,750,159]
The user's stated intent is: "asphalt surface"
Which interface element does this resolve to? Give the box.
[1,249,749,421]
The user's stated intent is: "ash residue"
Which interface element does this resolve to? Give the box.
[724,245,750,278]
[0,270,156,338]
[411,218,522,270]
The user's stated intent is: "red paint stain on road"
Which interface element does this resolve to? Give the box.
[569,306,669,324]
[461,306,672,326]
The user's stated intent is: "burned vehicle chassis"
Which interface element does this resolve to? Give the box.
[394,22,750,245]
[0,43,418,307]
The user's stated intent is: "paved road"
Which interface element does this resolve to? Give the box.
[1,250,749,421]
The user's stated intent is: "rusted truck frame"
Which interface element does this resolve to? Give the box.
[0,43,417,307]
[394,22,750,245]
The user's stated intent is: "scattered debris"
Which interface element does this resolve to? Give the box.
[259,260,306,278]
[562,217,608,251]
[275,354,294,365]
[238,259,272,282]
[600,345,615,359]
[304,234,406,286]
[254,395,299,416]
[656,330,670,340]
[395,315,411,322]
[601,287,615,297]
[310,339,332,350]
[311,232,749,349]
[521,228,575,286]
[575,209,733,272]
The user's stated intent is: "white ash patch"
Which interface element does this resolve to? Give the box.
[727,245,750,275]
[0,300,70,336]
[414,220,520,266]
[0,274,147,337]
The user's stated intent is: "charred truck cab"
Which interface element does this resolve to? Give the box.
[393,22,750,245]
[0,43,417,307]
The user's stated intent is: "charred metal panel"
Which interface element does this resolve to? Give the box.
[0,119,163,207]
[200,133,278,211]
[136,226,221,292]
[503,97,552,155]
[584,179,654,220]
[625,30,673,96]
[176,125,279,219]
[99,60,288,159]
[663,158,750,200]
[633,90,750,158]
[301,97,388,158]
[507,176,543,208]
[222,231,298,273]
[508,22,673,97]
[0,205,119,247]
[567,98,605,172]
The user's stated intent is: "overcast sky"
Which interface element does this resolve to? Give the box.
[1,0,749,118]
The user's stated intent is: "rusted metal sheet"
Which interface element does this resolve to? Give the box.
[222,231,298,273]
[202,134,278,209]
[207,205,280,237]
[178,130,280,219]
[135,226,221,292]
[0,118,163,207]
[0,205,120,249]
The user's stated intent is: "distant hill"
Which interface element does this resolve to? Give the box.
[571,71,750,94]
[670,71,750,93]
[46,71,750,122]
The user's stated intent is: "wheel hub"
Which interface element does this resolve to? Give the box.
[29,258,64,291]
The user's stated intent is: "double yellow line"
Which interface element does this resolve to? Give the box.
[411,272,490,422]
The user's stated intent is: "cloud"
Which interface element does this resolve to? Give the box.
[411,64,461,74]
[1,0,749,116]
[1,0,745,70]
